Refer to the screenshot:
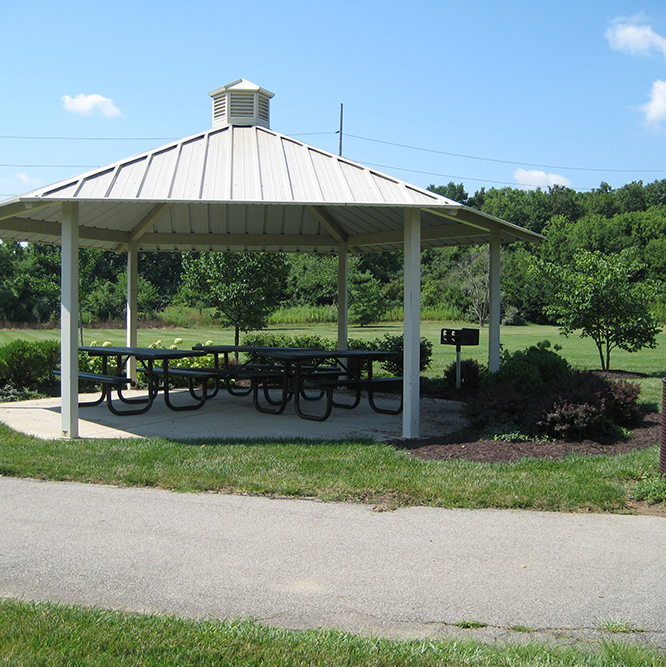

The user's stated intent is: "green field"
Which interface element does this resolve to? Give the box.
[3,321,664,406]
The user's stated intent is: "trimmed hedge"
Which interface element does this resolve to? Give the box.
[0,339,60,395]
[240,331,432,376]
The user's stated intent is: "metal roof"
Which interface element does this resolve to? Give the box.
[0,84,542,254]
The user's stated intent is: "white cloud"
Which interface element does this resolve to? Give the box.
[606,15,666,57]
[639,79,666,126]
[513,169,572,190]
[62,93,121,117]
[15,172,42,188]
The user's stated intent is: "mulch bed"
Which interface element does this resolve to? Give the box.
[393,371,663,464]
[393,411,661,463]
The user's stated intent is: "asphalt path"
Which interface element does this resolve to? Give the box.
[1,476,665,649]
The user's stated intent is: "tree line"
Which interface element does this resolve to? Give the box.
[1,179,665,346]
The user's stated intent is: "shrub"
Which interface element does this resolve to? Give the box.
[467,342,642,441]
[372,334,432,376]
[501,305,526,326]
[443,358,484,391]
[536,400,611,440]
[240,331,431,377]
[604,379,642,427]
[490,340,571,390]
[0,383,43,402]
[0,339,60,392]
[534,371,642,433]
[465,382,527,432]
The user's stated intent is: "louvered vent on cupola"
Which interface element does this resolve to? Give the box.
[209,79,274,129]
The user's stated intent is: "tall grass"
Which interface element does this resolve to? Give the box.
[268,304,338,324]
[152,303,470,328]
[156,305,219,328]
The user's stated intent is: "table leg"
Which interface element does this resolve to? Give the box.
[162,359,208,411]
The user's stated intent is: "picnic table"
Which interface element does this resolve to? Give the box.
[243,348,403,421]
[77,346,212,414]
[191,344,324,399]
[75,345,403,422]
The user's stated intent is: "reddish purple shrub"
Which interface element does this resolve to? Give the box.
[535,401,611,439]
[466,369,642,440]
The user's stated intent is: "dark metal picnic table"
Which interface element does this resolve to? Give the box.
[78,346,210,414]
[192,344,324,399]
[241,348,403,421]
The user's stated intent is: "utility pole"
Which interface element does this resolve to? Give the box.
[338,103,343,156]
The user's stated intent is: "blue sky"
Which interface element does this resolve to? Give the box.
[3,0,666,202]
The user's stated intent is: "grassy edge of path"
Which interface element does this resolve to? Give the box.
[0,424,663,513]
[1,598,665,666]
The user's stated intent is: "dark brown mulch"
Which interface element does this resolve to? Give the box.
[393,411,660,463]
[393,370,663,464]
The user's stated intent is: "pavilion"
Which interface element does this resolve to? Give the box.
[0,79,542,439]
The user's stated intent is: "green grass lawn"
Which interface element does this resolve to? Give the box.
[3,321,664,405]
[2,598,665,667]
[0,423,662,513]
[5,321,665,376]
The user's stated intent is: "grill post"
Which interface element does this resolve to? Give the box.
[661,379,666,477]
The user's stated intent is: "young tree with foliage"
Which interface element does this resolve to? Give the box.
[452,246,491,327]
[533,249,661,370]
[181,252,289,345]
[348,270,385,326]
[284,253,339,305]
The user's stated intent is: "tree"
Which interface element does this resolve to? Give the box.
[0,242,60,323]
[451,247,491,327]
[181,252,289,345]
[284,254,339,305]
[139,251,186,309]
[81,272,160,323]
[428,181,469,205]
[534,249,661,370]
[348,270,386,326]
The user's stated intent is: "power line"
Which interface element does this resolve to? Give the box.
[347,133,666,174]
[361,162,593,191]
[0,135,176,141]
[0,164,99,168]
[3,130,664,174]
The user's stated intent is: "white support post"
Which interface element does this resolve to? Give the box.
[61,202,79,438]
[337,243,348,351]
[403,208,421,438]
[488,231,501,373]
[126,241,138,380]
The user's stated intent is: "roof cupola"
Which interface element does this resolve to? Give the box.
[209,78,274,129]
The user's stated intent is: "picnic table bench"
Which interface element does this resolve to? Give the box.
[54,370,136,408]
[76,346,210,414]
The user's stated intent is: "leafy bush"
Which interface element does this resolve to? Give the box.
[443,358,484,391]
[240,331,432,377]
[501,305,526,326]
[465,382,527,432]
[489,340,571,390]
[536,400,611,440]
[0,339,60,393]
[604,379,643,426]
[465,339,642,440]
[0,383,43,402]
[372,334,432,376]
